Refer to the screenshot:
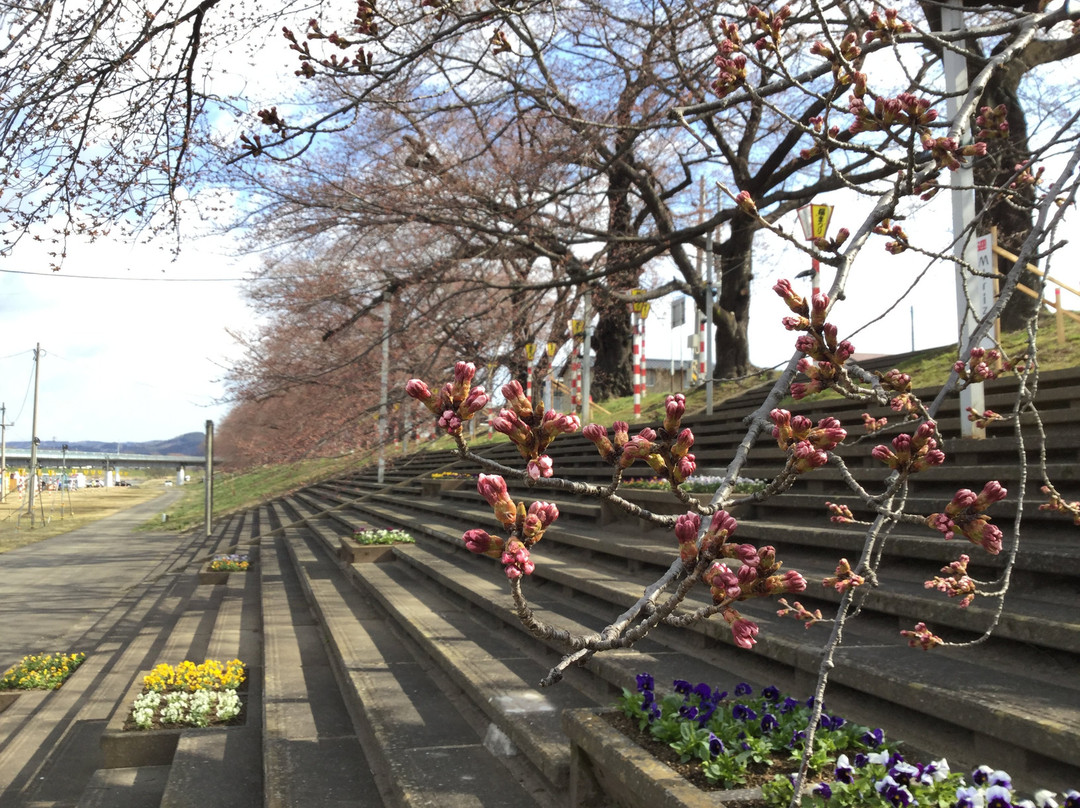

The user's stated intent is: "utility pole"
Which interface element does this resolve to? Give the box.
[1,403,7,505]
[27,344,42,527]
[204,420,214,538]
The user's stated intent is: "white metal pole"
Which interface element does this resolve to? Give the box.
[943,5,987,439]
[581,290,592,423]
[378,300,390,483]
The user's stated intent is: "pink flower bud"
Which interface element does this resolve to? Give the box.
[618,435,655,469]
[527,455,553,480]
[782,316,810,331]
[674,512,701,545]
[528,500,559,527]
[664,426,689,454]
[792,439,828,472]
[405,379,432,403]
[730,617,759,649]
[975,480,1007,510]
[810,292,829,327]
[673,453,697,484]
[709,509,738,539]
[583,423,615,461]
[477,474,509,506]
[462,529,504,557]
[782,570,807,593]
[612,421,630,448]
[664,394,686,433]
[501,379,533,418]
[773,279,808,315]
[461,386,490,417]
[453,361,476,388]
[438,410,463,434]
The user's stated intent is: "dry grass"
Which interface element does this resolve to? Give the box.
[0,482,169,554]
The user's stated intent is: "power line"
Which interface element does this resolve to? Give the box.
[0,268,261,282]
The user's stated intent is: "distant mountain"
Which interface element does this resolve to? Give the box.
[7,432,205,456]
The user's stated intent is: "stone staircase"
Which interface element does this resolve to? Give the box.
[2,365,1076,806]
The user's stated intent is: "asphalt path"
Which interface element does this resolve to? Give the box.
[0,488,188,668]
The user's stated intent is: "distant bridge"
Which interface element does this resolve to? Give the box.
[1,448,207,471]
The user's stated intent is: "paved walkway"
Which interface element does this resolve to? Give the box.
[0,488,186,673]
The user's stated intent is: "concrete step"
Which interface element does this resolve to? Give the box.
[279,523,551,807]
[260,505,384,808]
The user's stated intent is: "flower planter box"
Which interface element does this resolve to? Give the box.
[338,538,404,564]
[100,673,247,769]
[198,561,249,585]
[420,478,468,498]
[563,708,762,808]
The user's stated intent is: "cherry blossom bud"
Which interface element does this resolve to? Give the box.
[540,410,581,440]
[583,423,616,461]
[501,379,533,418]
[462,529,504,558]
[528,500,559,527]
[835,341,855,361]
[946,488,979,516]
[438,410,463,434]
[709,509,738,540]
[810,292,829,328]
[792,439,828,472]
[782,315,810,331]
[757,546,777,570]
[664,393,686,434]
[730,615,759,649]
[773,279,808,315]
[967,518,1003,555]
[673,453,697,483]
[900,621,943,651]
[737,564,757,587]
[705,562,741,601]
[405,379,433,406]
[477,473,508,506]
[809,417,846,450]
[527,455,553,480]
[672,428,695,458]
[735,190,757,215]
[489,409,530,445]
[461,386,490,417]
[452,361,476,399]
[781,570,807,593]
[612,421,630,448]
[618,435,655,469]
[975,480,1007,510]
[675,512,701,564]
[794,334,818,354]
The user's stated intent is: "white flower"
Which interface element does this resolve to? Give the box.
[1035,791,1059,808]
[868,749,891,766]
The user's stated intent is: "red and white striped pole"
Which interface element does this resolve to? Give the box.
[697,310,706,382]
[639,315,646,403]
[526,364,533,403]
[632,312,642,419]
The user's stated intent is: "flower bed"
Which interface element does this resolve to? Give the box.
[340,527,415,563]
[0,652,85,691]
[421,472,473,497]
[199,554,250,584]
[595,675,1079,808]
[100,659,247,768]
[207,554,249,572]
